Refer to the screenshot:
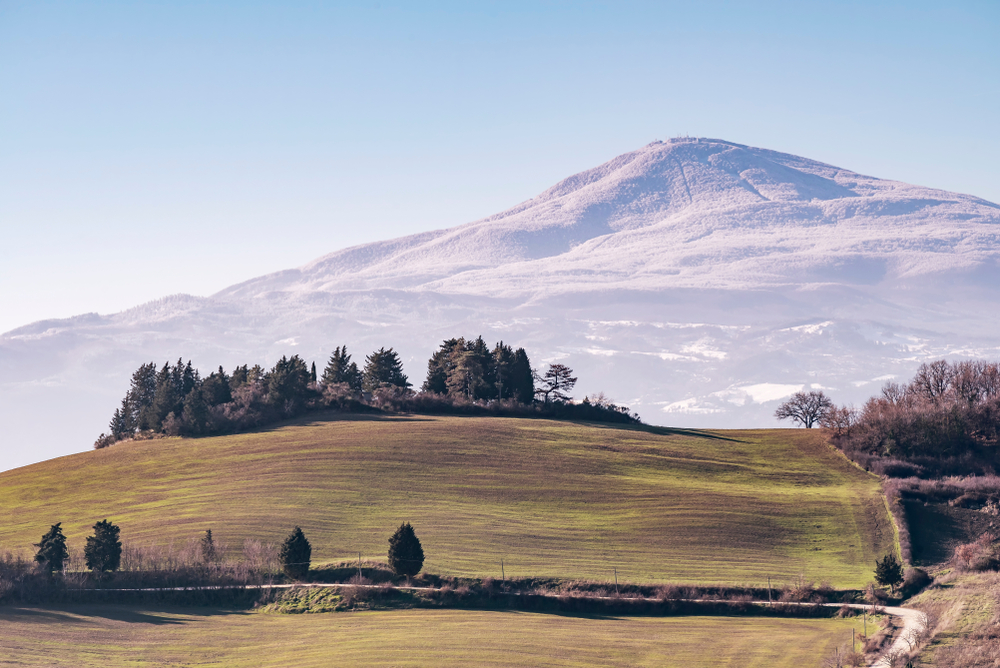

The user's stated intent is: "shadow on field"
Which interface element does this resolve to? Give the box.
[601,422,746,442]
[494,609,624,622]
[3,605,250,625]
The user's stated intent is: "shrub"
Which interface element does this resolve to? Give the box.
[900,567,931,597]
[952,533,1000,572]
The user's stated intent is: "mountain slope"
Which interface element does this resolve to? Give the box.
[2,137,999,469]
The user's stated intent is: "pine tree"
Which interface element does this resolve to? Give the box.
[181,387,209,435]
[267,355,312,415]
[421,339,461,394]
[322,346,363,391]
[128,362,158,431]
[84,519,122,573]
[875,553,904,593]
[387,522,424,577]
[150,362,180,431]
[362,348,411,393]
[201,366,232,406]
[34,523,69,574]
[229,364,250,391]
[280,526,311,580]
[310,361,317,383]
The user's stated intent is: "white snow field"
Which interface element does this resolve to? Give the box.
[2,137,999,469]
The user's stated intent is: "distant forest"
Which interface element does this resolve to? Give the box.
[96,337,640,448]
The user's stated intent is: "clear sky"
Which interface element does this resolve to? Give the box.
[2,0,997,335]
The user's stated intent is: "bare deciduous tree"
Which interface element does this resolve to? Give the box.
[774,390,834,428]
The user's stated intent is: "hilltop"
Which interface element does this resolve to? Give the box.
[0,416,894,588]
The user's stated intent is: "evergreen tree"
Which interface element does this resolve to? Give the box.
[181,386,209,435]
[310,361,317,383]
[322,346,362,391]
[280,526,311,580]
[229,364,249,391]
[510,348,535,404]
[200,529,217,563]
[875,553,904,593]
[128,362,159,431]
[109,405,130,440]
[535,363,577,403]
[388,522,424,577]
[150,362,180,430]
[446,345,485,400]
[421,339,461,394]
[492,342,516,400]
[180,359,198,398]
[362,348,411,393]
[84,519,122,573]
[267,355,312,414]
[201,366,232,406]
[34,523,69,574]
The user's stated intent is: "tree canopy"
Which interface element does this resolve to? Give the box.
[362,347,410,393]
[874,553,904,592]
[280,526,311,580]
[535,364,577,404]
[774,390,833,428]
[388,522,424,577]
[34,523,69,574]
[84,519,122,573]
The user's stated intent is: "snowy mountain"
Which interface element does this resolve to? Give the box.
[3,138,999,470]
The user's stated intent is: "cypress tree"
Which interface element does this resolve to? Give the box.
[84,519,122,573]
[387,522,424,577]
[200,529,217,563]
[34,523,69,574]
[510,348,535,404]
[280,526,312,580]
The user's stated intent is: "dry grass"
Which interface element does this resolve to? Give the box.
[0,415,894,586]
[908,571,1000,667]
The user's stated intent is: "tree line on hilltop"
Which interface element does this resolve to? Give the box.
[775,359,1000,476]
[96,337,639,448]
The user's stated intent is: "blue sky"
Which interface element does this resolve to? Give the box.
[1,1,997,333]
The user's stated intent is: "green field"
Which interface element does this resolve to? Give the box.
[0,415,893,586]
[0,606,867,667]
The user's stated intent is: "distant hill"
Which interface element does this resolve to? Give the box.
[2,138,999,468]
[0,416,894,588]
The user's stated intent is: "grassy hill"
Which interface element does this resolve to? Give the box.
[0,415,894,587]
[0,606,868,667]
